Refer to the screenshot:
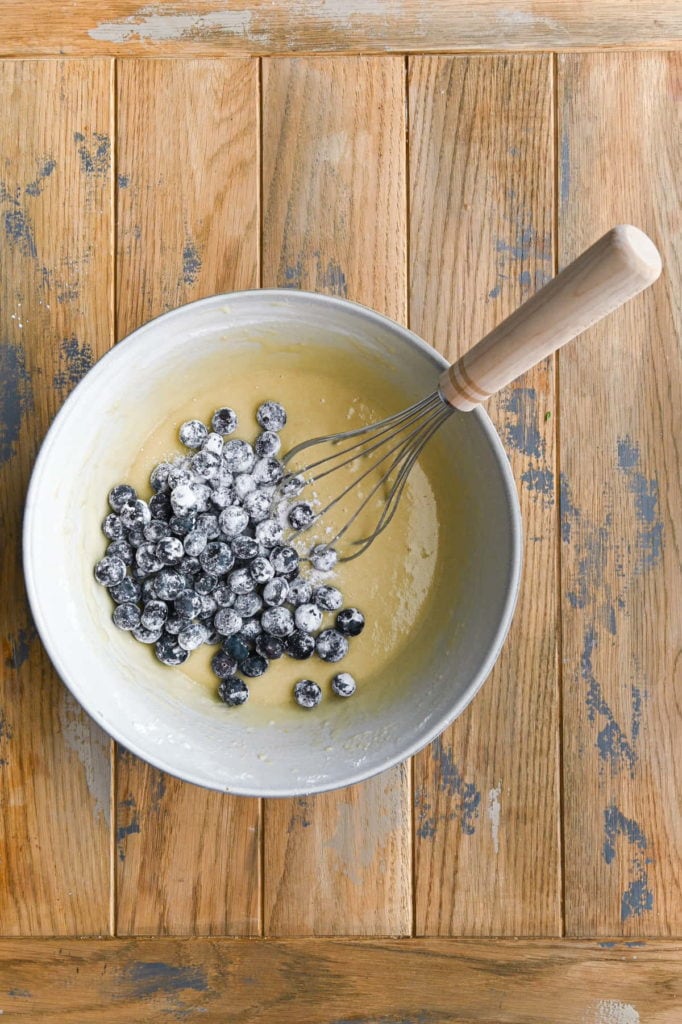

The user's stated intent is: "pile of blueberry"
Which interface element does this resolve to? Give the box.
[94,402,364,709]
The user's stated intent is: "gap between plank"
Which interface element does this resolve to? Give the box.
[110,53,118,938]
[257,52,265,938]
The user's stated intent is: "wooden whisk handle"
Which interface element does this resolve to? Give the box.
[439,224,662,411]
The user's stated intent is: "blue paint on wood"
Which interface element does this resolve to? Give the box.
[519,269,532,287]
[52,336,94,395]
[25,158,56,197]
[603,804,648,863]
[0,710,13,767]
[124,962,208,996]
[116,794,140,861]
[602,803,653,921]
[617,436,641,470]
[487,284,501,299]
[117,174,130,189]
[501,387,544,458]
[598,942,616,948]
[0,341,33,464]
[582,628,641,777]
[617,435,664,572]
[181,238,202,285]
[288,796,312,832]
[319,257,347,297]
[622,875,654,921]
[559,473,580,543]
[430,737,481,835]
[74,131,111,176]
[3,208,37,258]
[521,467,554,497]
[4,623,38,669]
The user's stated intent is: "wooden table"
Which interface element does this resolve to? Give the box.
[1,3,680,1020]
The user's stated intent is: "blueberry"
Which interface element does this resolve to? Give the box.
[106,540,134,565]
[218,677,249,706]
[262,577,289,606]
[196,513,220,539]
[223,633,251,661]
[144,519,171,542]
[102,513,124,540]
[295,603,323,632]
[280,473,305,498]
[310,544,338,572]
[112,603,141,631]
[287,577,313,606]
[232,535,260,562]
[261,606,294,638]
[211,407,238,435]
[243,490,271,523]
[184,530,207,556]
[199,594,218,619]
[156,535,184,565]
[225,567,252,595]
[195,483,212,512]
[141,600,168,631]
[256,632,285,659]
[174,590,202,619]
[316,628,348,663]
[126,525,147,548]
[94,555,126,586]
[233,592,263,618]
[149,492,172,520]
[178,622,209,651]
[155,634,189,666]
[241,653,268,678]
[211,650,238,678]
[109,484,137,512]
[194,572,218,595]
[168,462,192,489]
[255,431,281,457]
[171,483,200,516]
[192,450,220,480]
[288,502,315,531]
[257,401,287,432]
[150,462,171,492]
[120,498,151,530]
[202,432,224,457]
[199,541,234,575]
[270,545,299,576]
[213,585,234,607]
[182,557,202,576]
[151,569,183,600]
[240,618,262,642]
[331,672,357,697]
[249,555,274,584]
[253,456,284,485]
[255,519,283,548]
[294,679,321,709]
[132,622,163,644]
[135,543,164,575]
[164,613,184,635]
[286,630,315,660]
[336,607,365,637]
[110,576,142,604]
[234,473,256,501]
[219,506,249,538]
[214,608,243,636]
[169,512,197,536]
[314,585,343,611]
[141,578,158,602]
[179,419,208,448]
[209,484,235,509]
[223,439,255,473]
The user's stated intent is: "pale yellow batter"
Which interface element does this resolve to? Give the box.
[124,342,465,712]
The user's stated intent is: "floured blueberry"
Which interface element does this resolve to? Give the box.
[110,576,142,604]
[135,543,164,576]
[109,484,137,512]
[240,618,262,642]
[194,572,218,595]
[234,592,263,618]
[112,603,141,631]
[120,498,151,530]
[223,633,252,661]
[219,506,249,538]
[199,594,218,619]
[171,484,200,516]
[279,473,305,498]
[256,633,285,660]
[132,623,163,644]
[255,519,283,547]
[286,630,315,660]
[223,439,255,473]
[196,513,220,539]
[210,484,234,509]
[213,585,234,607]
[106,540,134,565]
[232,535,259,562]
[174,590,202,619]
[211,649,237,678]
[191,450,220,479]
[141,600,168,632]
[228,567,255,595]
[336,607,365,636]
[164,614,184,635]
[261,606,294,638]
[294,603,323,632]
[294,679,321,709]
[184,530,207,556]
[200,541,234,575]
[102,513,123,540]
[94,555,126,587]
[287,578,313,606]
[234,473,256,500]
[253,456,284,485]
[288,502,315,531]
[255,431,281,457]
[257,401,287,432]
[169,512,197,536]
[243,490,271,523]
[178,622,208,651]
[149,492,172,520]
[211,407,238,435]
[150,462,171,492]
[179,419,208,448]
[218,677,249,706]
[331,672,356,697]
[156,536,184,565]
[241,653,268,678]
[310,544,338,572]
[249,555,274,585]
[154,569,184,601]
[315,628,348,663]
[270,545,299,576]
[214,608,243,636]
[155,635,189,666]
[203,432,224,457]
[263,577,289,606]
[145,519,171,542]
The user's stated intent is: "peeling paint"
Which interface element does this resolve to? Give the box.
[521,466,554,500]
[0,710,13,766]
[124,961,208,996]
[414,738,481,837]
[4,622,38,669]
[582,627,642,777]
[501,387,544,458]
[25,158,56,197]
[58,691,110,825]
[181,238,202,285]
[116,794,140,860]
[0,340,33,464]
[53,336,94,395]
[584,1000,640,1024]
[73,131,111,177]
[487,783,502,854]
[603,804,653,922]
[3,206,37,258]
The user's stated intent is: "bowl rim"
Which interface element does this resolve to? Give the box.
[23,288,523,796]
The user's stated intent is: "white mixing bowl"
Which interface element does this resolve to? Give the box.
[24,291,521,796]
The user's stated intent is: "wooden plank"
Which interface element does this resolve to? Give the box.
[0,937,680,1021]
[409,55,560,935]
[558,52,682,936]
[261,55,410,936]
[0,59,113,935]
[115,58,260,935]
[1,1,682,56]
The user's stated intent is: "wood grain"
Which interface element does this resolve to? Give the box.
[0,59,113,935]
[0,937,680,1021]
[1,1,681,56]
[115,58,260,935]
[409,55,560,935]
[558,52,682,936]
[261,55,410,936]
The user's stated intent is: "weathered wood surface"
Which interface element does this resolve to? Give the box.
[1,1,681,56]
[114,58,261,935]
[0,938,680,1022]
[558,51,682,936]
[0,58,114,935]
[261,56,411,936]
[409,54,560,936]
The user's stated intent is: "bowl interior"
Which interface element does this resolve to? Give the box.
[24,291,521,795]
